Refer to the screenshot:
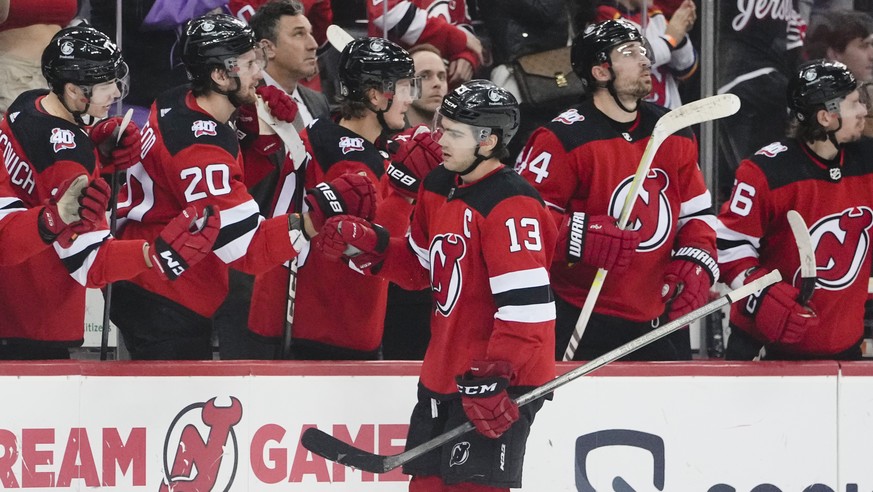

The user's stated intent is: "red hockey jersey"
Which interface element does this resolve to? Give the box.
[116,86,298,318]
[379,166,557,396]
[0,165,50,267]
[517,100,717,322]
[717,139,873,355]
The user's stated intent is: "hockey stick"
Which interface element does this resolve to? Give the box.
[563,94,741,361]
[786,210,816,304]
[100,108,134,361]
[301,269,780,473]
[326,24,355,52]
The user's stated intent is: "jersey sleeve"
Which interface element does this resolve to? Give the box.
[481,197,557,374]
[716,160,773,287]
[367,0,469,62]
[376,197,431,291]
[516,127,581,216]
[672,135,717,260]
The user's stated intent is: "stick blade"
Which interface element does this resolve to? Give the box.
[327,24,355,52]
[655,94,741,138]
[786,210,816,304]
[301,427,393,474]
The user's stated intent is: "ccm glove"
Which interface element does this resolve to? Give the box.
[741,268,819,344]
[90,116,142,174]
[317,215,389,269]
[257,85,298,123]
[38,175,91,246]
[661,247,719,320]
[386,125,443,199]
[305,173,377,230]
[149,206,221,281]
[560,212,641,272]
[456,360,519,439]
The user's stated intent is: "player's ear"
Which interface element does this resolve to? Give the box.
[366,87,385,110]
[815,107,837,129]
[591,63,611,83]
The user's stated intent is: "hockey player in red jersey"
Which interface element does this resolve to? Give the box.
[517,19,718,361]
[0,26,222,359]
[719,60,873,360]
[110,14,375,360]
[245,36,433,359]
[317,80,557,491]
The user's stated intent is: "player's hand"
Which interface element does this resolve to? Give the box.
[77,177,111,227]
[559,213,640,272]
[456,360,519,439]
[741,268,819,344]
[386,125,443,199]
[90,116,142,175]
[661,247,718,320]
[149,205,221,281]
[305,173,377,230]
[317,214,388,269]
[38,175,91,246]
[257,85,299,123]
[448,58,474,85]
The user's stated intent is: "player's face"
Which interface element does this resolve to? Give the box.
[411,51,448,115]
[382,77,420,130]
[835,89,868,143]
[609,42,652,99]
[229,49,266,105]
[84,79,122,118]
[834,35,873,83]
[433,116,481,172]
[268,14,319,80]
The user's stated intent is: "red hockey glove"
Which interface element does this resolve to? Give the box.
[236,103,260,140]
[456,360,519,439]
[90,116,142,175]
[317,215,389,269]
[77,177,111,226]
[257,85,298,123]
[149,205,221,281]
[661,247,719,320]
[386,125,443,199]
[560,212,641,272]
[38,175,91,246]
[305,173,377,230]
[741,268,819,344]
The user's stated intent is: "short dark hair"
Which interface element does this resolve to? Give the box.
[806,9,873,58]
[250,0,305,44]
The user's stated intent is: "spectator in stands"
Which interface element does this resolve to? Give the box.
[0,0,77,113]
[404,44,447,127]
[805,9,873,83]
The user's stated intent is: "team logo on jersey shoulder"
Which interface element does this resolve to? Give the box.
[50,128,76,152]
[339,136,365,154]
[553,108,585,125]
[430,233,467,317]
[755,142,788,158]
[192,120,218,138]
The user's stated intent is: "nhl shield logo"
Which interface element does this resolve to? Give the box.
[829,167,842,181]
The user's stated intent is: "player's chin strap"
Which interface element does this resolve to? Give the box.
[605,67,641,114]
[57,87,93,126]
[214,77,247,108]
[826,115,843,149]
[367,98,395,135]
[456,148,492,177]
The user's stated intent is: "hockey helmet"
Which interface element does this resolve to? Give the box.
[42,26,128,94]
[788,59,858,121]
[571,19,645,87]
[435,79,520,145]
[338,37,417,100]
[181,14,259,80]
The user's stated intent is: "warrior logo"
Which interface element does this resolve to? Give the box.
[609,169,672,252]
[808,207,873,291]
[160,397,243,492]
[449,442,471,467]
[339,136,365,154]
[553,108,585,125]
[50,128,76,152]
[430,233,467,316]
[192,120,217,138]
[755,142,788,158]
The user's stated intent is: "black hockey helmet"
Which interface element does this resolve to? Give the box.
[338,37,415,100]
[42,26,127,91]
[181,13,258,80]
[571,19,644,87]
[437,79,520,144]
[788,59,858,121]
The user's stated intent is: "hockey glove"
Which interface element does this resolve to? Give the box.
[77,177,112,226]
[741,268,819,344]
[38,175,91,246]
[661,247,719,320]
[386,125,443,199]
[317,215,389,270]
[456,360,519,439]
[90,116,142,175]
[305,173,377,230]
[560,212,641,272]
[257,85,299,123]
[149,205,221,281]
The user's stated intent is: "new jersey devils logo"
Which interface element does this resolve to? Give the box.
[430,233,467,316]
[160,397,242,492]
[609,169,672,252]
[809,207,873,291]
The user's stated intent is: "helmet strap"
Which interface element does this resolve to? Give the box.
[455,147,490,177]
[366,95,394,134]
[213,77,246,108]
[56,86,92,126]
[827,114,844,148]
[606,67,640,114]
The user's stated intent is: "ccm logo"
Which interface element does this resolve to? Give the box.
[386,163,417,187]
[457,382,498,395]
[315,182,344,213]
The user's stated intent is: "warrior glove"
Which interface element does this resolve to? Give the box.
[661,247,719,320]
[560,212,640,272]
[149,205,221,281]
